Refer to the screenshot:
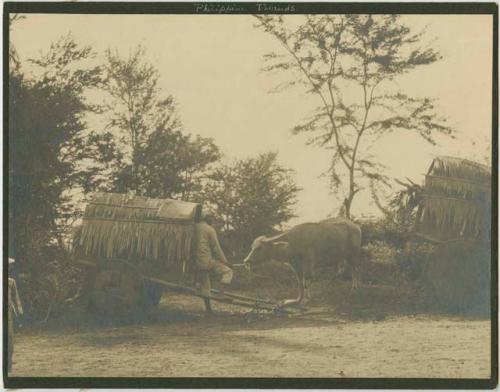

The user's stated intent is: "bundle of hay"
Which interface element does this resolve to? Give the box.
[415,156,491,243]
[74,193,202,275]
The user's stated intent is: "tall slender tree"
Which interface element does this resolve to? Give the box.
[101,45,220,199]
[103,45,181,192]
[255,15,454,218]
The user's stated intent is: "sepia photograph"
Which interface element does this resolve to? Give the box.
[4,2,497,388]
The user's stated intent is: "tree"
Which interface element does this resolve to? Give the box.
[202,152,300,258]
[8,14,25,73]
[135,132,220,200]
[10,34,102,261]
[255,15,454,218]
[101,46,220,198]
[9,35,102,317]
[103,45,180,192]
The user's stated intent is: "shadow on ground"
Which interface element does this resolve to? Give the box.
[21,261,490,336]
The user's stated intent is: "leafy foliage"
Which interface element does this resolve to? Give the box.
[9,35,102,258]
[18,255,82,322]
[255,15,454,217]
[9,35,102,319]
[99,46,221,198]
[134,133,220,200]
[201,152,300,259]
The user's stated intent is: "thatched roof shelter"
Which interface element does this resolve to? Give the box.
[74,193,202,272]
[415,156,491,243]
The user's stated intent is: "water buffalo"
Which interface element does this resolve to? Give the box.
[243,217,362,305]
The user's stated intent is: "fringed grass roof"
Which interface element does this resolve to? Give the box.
[416,156,491,242]
[74,193,202,272]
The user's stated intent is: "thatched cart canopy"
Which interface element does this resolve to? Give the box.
[415,156,491,243]
[74,193,202,271]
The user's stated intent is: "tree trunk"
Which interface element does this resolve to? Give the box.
[131,147,139,194]
[344,181,357,220]
[343,163,358,219]
[344,195,352,220]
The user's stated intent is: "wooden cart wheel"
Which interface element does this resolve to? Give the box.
[87,262,146,317]
[425,240,490,313]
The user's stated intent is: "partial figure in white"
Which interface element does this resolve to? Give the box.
[8,257,23,373]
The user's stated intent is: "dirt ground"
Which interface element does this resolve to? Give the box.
[10,290,491,378]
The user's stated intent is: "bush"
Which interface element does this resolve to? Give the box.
[362,240,397,265]
[359,218,434,303]
[360,218,411,248]
[17,251,83,323]
[395,242,435,282]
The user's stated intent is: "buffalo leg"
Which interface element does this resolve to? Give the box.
[303,275,312,304]
[350,252,361,292]
[302,251,315,304]
[280,263,304,307]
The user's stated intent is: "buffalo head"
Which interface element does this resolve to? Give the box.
[243,235,289,268]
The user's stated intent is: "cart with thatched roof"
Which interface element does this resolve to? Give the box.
[414,156,491,312]
[72,192,202,315]
[73,192,287,316]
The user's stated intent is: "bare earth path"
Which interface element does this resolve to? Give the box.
[10,294,491,378]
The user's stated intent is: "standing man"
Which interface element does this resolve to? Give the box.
[194,210,233,314]
[8,257,23,373]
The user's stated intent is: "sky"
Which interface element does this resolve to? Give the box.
[11,14,493,224]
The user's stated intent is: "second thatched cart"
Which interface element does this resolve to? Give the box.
[414,156,491,312]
